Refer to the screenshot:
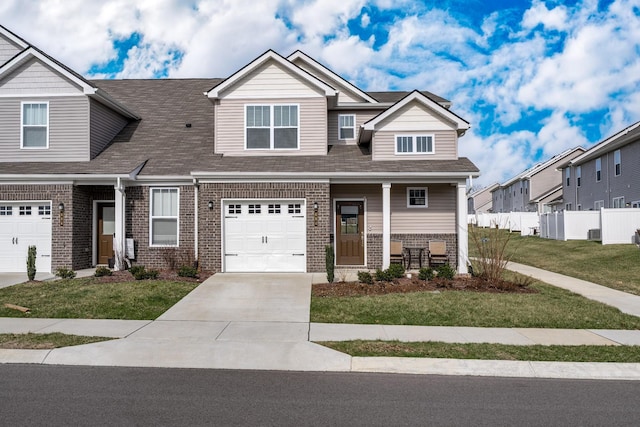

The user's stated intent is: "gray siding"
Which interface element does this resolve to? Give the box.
[90,99,129,159]
[0,58,82,95]
[328,109,379,145]
[372,129,457,161]
[214,97,327,156]
[0,35,22,65]
[0,96,89,162]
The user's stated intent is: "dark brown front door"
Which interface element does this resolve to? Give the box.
[97,203,115,265]
[335,201,365,265]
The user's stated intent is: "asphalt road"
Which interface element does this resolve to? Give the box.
[1,365,639,426]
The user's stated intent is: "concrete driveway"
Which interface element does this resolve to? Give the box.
[0,272,54,289]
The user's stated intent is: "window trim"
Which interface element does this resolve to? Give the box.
[338,114,356,140]
[594,200,604,210]
[614,149,621,176]
[149,187,180,247]
[565,168,570,187]
[595,157,602,182]
[20,101,49,149]
[612,196,625,209]
[394,134,435,155]
[406,187,428,208]
[576,166,581,187]
[244,103,300,151]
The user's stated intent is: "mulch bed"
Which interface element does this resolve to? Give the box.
[312,276,538,297]
[59,269,213,284]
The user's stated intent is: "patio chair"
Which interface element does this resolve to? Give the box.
[428,241,448,267]
[390,240,406,267]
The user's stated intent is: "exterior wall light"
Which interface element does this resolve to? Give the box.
[208,201,214,210]
[313,201,319,226]
[58,202,65,226]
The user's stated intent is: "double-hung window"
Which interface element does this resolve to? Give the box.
[150,188,179,246]
[246,104,298,150]
[395,135,434,154]
[407,187,428,208]
[595,158,602,182]
[338,114,355,140]
[565,168,570,187]
[576,166,581,187]
[21,102,49,148]
[614,149,621,176]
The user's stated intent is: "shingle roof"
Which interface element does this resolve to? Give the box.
[368,90,449,105]
[1,79,477,178]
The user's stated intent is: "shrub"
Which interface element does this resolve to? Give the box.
[55,267,76,279]
[178,265,198,278]
[418,267,435,281]
[436,264,456,280]
[375,268,393,282]
[129,265,145,277]
[26,245,37,281]
[357,271,373,285]
[468,224,516,282]
[387,263,405,279]
[94,266,113,277]
[132,266,159,280]
[325,245,335,283]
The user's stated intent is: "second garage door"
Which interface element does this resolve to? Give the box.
[223,200,306,272]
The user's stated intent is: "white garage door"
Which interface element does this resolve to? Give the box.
[0,202,52,273]
[223,200,306,272]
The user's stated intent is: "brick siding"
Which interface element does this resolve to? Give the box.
[366,233,458,270]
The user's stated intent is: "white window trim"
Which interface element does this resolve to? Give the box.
[149,187,180,247]
[612,196,625,209]
[614,149,621,176]
[576,166,581,187]
[20,101,49,149]
[406,187,428,208]
[595,158,602,182]
[244,103,300,151]
[594,200,604,210]
[338,114,356,140]
[394,134,435,155]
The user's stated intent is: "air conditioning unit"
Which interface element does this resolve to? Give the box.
[587,229,601,241]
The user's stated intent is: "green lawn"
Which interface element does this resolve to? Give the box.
[469,227,640,295]
[0,277,198,320]
[0,333,111,349]
[320,340,640,362]
[310,280,640,329]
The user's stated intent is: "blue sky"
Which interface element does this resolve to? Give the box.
[2,0,639,187]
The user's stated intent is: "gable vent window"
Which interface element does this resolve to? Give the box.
[395,135,434,154]
[21,102,49,149]
[246,104,298,150]
[338,114,355,140]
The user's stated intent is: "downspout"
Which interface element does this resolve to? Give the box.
[193,178,199,267]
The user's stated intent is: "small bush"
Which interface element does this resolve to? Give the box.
[129,265,159,280]
[55,267,76,279]
[27,245,37,281]
[436,264,456,280]
[178,265,198,278]
[325,245,335,283]
[387,263,405,279]
[418,267,435,281]
[145,269,159,280]
[357,271,373,285]
[129,265,145,277]
[94,266,113,277]
[375,268,393,282]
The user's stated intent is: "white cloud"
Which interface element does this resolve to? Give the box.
[522,0,569,31]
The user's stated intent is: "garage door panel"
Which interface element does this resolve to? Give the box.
[0,202,51,273]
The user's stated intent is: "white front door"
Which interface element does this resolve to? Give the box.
[223,200,306,272]
[0,202,52,273]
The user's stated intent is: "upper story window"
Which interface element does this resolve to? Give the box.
[246,104,298,150]
[395,135,434,155]
[338,114,356,140]
[595,157,602,182]
[565,168,570,186]
[150,188,179,247]
[614,149,621,176]
[576,166,581,187]
[407,187,428,208]
[21,102,49,149]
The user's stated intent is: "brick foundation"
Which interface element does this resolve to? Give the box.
[365,233,458,270]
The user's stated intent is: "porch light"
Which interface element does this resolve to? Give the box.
[208,201,214,210]
[313,201,319,227]
[58,202,65,227]
[313,202,318,211]
[58,202,64,212]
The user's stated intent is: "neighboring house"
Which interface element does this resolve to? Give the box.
[560,121,640,211]
[467,183,498,213]
[490,147,585,213]
[0,25,479,275]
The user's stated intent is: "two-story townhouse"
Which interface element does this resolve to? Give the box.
[561,121,640,211]
[489,147,585,214]
[467,183,499,213]
[0,25,479,276]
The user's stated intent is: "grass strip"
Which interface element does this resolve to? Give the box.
[0,333,112,349]
[311,281,640,329]
[0,277,198,320]
[320,340,640,362]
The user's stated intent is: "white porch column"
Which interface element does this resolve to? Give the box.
[457,182,468,274]
[114,178,126,271]
[382,182,391,269]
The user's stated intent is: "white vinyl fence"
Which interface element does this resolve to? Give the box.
[469,212,539,236]
[540,208,640,244]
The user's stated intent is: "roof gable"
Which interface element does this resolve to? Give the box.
[287,50,377,104]
[207,50,337,99]
[363,90,470,134]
